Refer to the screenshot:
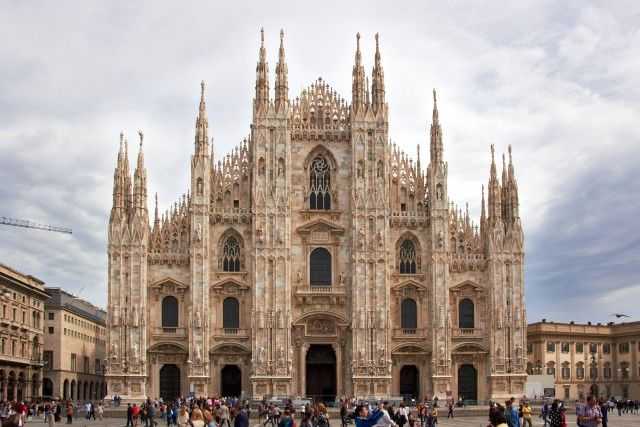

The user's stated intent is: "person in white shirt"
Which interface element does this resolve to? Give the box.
[374,402,397,427]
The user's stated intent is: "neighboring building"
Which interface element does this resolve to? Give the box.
[106,31,526,401]
[43,288,107,400]
[527,320,640,400]
[0,264,48,401]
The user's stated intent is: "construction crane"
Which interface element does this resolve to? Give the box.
[0,216,72,234]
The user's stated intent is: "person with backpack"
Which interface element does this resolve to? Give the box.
[278,409,295,427]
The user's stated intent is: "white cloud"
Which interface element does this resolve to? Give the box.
[0,1,638,321]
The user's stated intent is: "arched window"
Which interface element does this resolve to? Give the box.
[399,240,417,274]
[222,237,241,272]
[309,248,331,287]
[458,298,474,329]
[161,296,179,328]
[223,297,240,329]
[309,156,331,210]
[401,298,417,330]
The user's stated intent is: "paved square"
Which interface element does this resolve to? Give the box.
[24,414,640,427]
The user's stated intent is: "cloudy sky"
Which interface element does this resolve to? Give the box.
[1,2,639,323]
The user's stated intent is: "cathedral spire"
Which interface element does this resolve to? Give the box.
[430,89,444,165]
[487,144,502,226]
[111,132,127,217]
[371,33,385,112]
[275,29,289,112]
[508,144,520,220]
[351,32,366,112]
[133,130,148,215]
[154,192,159,229]
[254,27,270,112]
[195,80,209,155]
[416,144,421,174]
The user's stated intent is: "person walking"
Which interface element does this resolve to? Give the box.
[234,407,249,427]
[446,402,454,419]
[65,402,73,425]
[96,403,104,421]
[521,402,532,427]
[127,404,134,427]
[177,406,189,427]
[577,396,602,427]
[44,402,55,427]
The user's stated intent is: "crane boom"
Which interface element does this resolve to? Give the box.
[0,216,72,234]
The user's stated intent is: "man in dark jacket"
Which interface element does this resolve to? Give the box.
[126,404,134,427]
[234,408,249,427]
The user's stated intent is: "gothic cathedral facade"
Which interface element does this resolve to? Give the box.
[106,31,527,402]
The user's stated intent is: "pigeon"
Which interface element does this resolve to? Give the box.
[610,313,631,318]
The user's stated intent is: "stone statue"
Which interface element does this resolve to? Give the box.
[111,342,118,359]
[132,341,139,362]
[194,223,202,242]
[378,348,385,364]
[194,343,202,364]
[112,305,119,326]
[377,231,383,248]
[339,272,345,285]
[131,306,139,327]
[438,231,444,248]
[194,309,202,328]
[297,270,302,283]
[358,348,365,364]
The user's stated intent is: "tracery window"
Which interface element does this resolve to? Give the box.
[222,237,241,272]
[309,156,331,210]
[399,240,417,274]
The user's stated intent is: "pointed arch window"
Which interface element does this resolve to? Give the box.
[399,240,417,274]
[222,237,241,272]
[309,156,331,210]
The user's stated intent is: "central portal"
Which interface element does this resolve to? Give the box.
[221,365,242,397]
[159,364,181,401]
[457,364,477,402]
[306,344,336,402]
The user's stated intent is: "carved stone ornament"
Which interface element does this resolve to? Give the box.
[307,318,336,335]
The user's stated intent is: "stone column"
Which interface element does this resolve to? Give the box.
[300,344,307,396]
[333,343,342,397]
[1,380,6,401]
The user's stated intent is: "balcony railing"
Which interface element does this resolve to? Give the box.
[452,328,484,338]
[393,328,426,339]
[213,328,249,338]
[151,327,187,337]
